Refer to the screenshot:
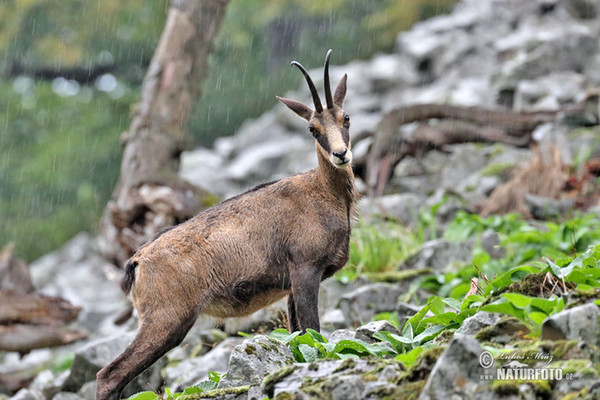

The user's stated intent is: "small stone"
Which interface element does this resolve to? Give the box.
[328,329,356,344]
[456,312,502,336]
[355,321,400,344]
[321,309,347,330]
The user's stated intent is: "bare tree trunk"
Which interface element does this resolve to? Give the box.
[99,0,230,267]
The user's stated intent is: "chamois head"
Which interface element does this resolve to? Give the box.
[277,50,351,168]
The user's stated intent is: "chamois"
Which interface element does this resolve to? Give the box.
[96,50,356,400]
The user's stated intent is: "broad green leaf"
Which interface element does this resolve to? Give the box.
[443,298,462,312]
[395,346,424,368]
[526,310,550,326]
[298,344,319,363]
[452,308,479,325]
[461,295,485,311]
[196,379,219,392]
[412,325,445,344]
[127,392,159,400]
[406,304,431,335]
[480,300,525,321]
[181,386,203,396]
[332,340,370,356]
[270,329,299,343]
[429,296,446,315]
[306,328,327,343]
[420,312,457,326]
[502,293,534,309]
[373,331,413,352]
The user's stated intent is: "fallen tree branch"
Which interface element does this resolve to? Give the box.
[366,104,566,195]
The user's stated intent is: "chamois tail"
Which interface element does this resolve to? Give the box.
[121,259,138,295]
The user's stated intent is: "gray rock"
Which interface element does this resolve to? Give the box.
[359,193,422,226]
[218,335,295,389]
[328,329,356,344]
[441,144,491,191]
[166,324,228,363]
[51,393,84,400]
[455,312,502,336]
[396,301,422,319]
[337,283,405,326]
[321,309,347,330]
[328,375,366,400]
[480,230,505,259]
[419,335,488,400]
[75,382,95,400]
[565,0,598,18]
[541,303,600,345]
[164,338,242,392]
[524,194,574,219]
[61,332,164,396]
[402,239,473,272]
[179,147,228,196]
[9,389,41,400]
[354,321,400,344]
[266,358,405,400]
[28,370,65,400]
[30,233,129,337]
[497,24,597,80]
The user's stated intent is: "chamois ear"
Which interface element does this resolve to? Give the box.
[333,74,347,107]
[277,96,313,121]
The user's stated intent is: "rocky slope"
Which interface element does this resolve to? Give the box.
[2,0,600,399]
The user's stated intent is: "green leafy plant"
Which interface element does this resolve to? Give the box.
[339,219,420,282]
[126,371,225,400]
[269,328,395,362]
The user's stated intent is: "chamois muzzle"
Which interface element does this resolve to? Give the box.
[332,148,352,167]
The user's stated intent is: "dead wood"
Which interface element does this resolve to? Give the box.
[0,324,87,354]
[0,290,81,326]
[367,104,561,195]
[99,0,230,267]
[0,243,34,294]
[0,290,87,353]
[480,146,567,217]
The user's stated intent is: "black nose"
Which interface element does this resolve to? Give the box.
[333,149,347,159]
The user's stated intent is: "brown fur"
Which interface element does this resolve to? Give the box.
[96,51,356,400]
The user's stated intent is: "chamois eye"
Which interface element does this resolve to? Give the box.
[343,114,350,128]
[308,125,318,136]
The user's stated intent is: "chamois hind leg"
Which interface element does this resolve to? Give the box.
[289,265,323,332]
[96,310,196,400]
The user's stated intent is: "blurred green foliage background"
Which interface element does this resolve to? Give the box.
[0,0,455,261]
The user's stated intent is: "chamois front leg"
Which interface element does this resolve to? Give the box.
[287,294,300,332]
[289,265,323,332]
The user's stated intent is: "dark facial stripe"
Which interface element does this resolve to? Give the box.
[316,133,331,153]
[342,128,350,147]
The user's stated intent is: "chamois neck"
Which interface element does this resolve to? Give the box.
[315,144,356,208]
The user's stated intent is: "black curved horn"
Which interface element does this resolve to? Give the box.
[291,60,323,113]
[324,49,334,109]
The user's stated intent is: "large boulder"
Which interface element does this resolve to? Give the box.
[217,335,295,389]
[542,303,600,346]
[418,335,489,400]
